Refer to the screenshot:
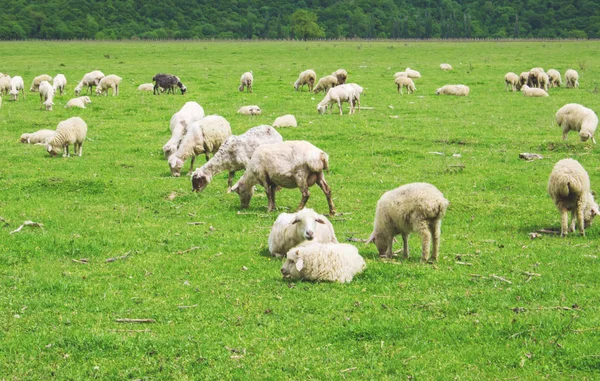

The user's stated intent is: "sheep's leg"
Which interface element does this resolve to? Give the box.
[431,220,441,262]
[204,151,211,162]
[227,171,235,192]
[338,100,343,115]
[569,210,576,233]
[397,84,400,94]
[73,143,79,156]
[316,173,335,216]
[401,233,409,259]
[63,145,69,158]
[115,84,119,96]
[78,143,83,157]
[577,199,586,236]
[189,156,196,174]
[560,208,569,237]
[266,182,277,212]
[419,222,432,262]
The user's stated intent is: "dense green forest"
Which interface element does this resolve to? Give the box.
[0,0,598,40]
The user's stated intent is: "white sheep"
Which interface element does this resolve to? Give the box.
[238,72,253,93]
[317,85,355,115]
[268,208,338,258]
[345,83,363,111]
[162,101,205,158]
[9,76,25,101]
[167,115,232,177]
[191,125,283,193]
[30,74,52,92]
[65,96,92,109]
[237,105,262,116]
[440,63,453,71]
[313,75,338,94]
[95,74,122,96]
[393,72,408,78]
[504,72,519,92]
[46,117,88,157]
[281,242,366,283]
[52,74,67,96]
[521,85,548,97]
[38,81,55,111]
[527,67,545,88]
[294,69,317,92]
[405,67,421,79]
[273,114,297,128]
[20,129,56,144]
[518,72,529,90]
[231,140,336,216]
[547,69,562,88]
[74,70,105,95]
[137,83,155,91]
[0,76,11,96]
[565,69,579,88]
[331,69,348,85]
[367,182,449,262]
[436,85,470,96]
[548,158,599,236]
[395,76,416,94]
[555,103,598,144]
[539,72,550,91]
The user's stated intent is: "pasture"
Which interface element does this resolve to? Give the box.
[1,40,600,379]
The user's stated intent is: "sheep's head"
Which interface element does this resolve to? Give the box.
[83,96,92,104]
[162,143,177,159]
[44,100,54,111]
[95,87,102,95]
[238,84,244,92]
[584,193,600,228]
[168,155,184,177]
[74,84,82,96]
[280,249,304,279]
[435,88,442,95]
[46,144,60,157]
[291,208,326,241]
[293,80,300,91]
[579,131,597,144]
[520,85,529,92]
[317,104,327,114]
[178,82,187,95]
[191,168,212,193]
[230,180,253,209]
[19,134,30,143]
[366,231,390,258]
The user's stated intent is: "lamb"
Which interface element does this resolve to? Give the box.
[137,83,155,91]
[38,81,55,111]
[153,73,186,95]
[436,85,470,96]
[268,208,338,258]
[191,125,283,193]
[405,67,421,79]
[9,76,25,101]
[273,114,297,128]
[74,70,105,95]
[393,72,408,78]
[548,158,599,237]
[281,242,366,283]
[521,85,548,97]
[317,85,355,115]
[331,69,348,85]
[20,129,56,144]
[95,74,122,96]
[504,72,519,92]
[237,105,261,115]
[30,74,52,92]
[555,103,598,143]
[65,96,92,109]
[395,76,416,94]
[367,182,449,262]
[0,76,11,96]
[167,115,232,177]
[565,69,579,88]
[547,69,562,88]
[518,72,529,90]
[294,69,317,92]
[52,74,67,96]
[162,101,205,158]
[46,117,88,157]
[440,63,453,71]
[238,72,253,93]
[230,140,336,216]
[313,75,338,94]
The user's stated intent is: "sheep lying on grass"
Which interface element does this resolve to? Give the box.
[238,105,261,116]
[436,85,470,96]
[273,114,297,128]
[238,72,253,93]
[137,83,155,91]
[440,63,452,71]
[20,130,56,144]
[521,85,548,97]
[65,96,92,109]
[162,101,205,158]
[556,103,598,144]
[46,117,88,157]
[294,69,316,92]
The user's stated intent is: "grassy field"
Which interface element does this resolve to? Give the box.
[1,40,600,380]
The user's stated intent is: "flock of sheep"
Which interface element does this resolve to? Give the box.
[5,62,599,283]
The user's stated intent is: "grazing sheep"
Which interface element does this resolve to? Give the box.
[237,105,261,116]
[152,73,187,95]
[331,69,348,85]
[548,158,599,236]
[565,69,579,88]
[20,129,56,144]
[268,208,338,258]
[367,182,449,262]
[65,96,92,109]
[521,85,548,97]
[9,76,25,100]
[52,74,67,96]
[518,72,529,90]
[547,69,562,88]
[405,67,421,79]
[556,103,598,144]
[0,76,11,96]
[317,85,355,115]
[191,125,283,193]
[294,69,317,92]
[95,74,122,96]
[440,63,453,71]
[231,140,336,216]
[393,72,408,78]
[281,242,366,283]
[238,72,253,93]
[167,115,231,177]
[504,72,519,92]
[46,117,88,157]
[313,75,338,94]
[137,83,155,91]
[395,76,416,94]
[345,83,363,111]
[30,74,52,92]
[527,67,545,88]
[436,85,470,96]
[38,81,55,111]
[163,101,205,158]
[74,70,105,95]
[273,114,297,128]
[539,72,550,91]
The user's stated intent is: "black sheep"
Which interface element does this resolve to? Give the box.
[152,73,187,95]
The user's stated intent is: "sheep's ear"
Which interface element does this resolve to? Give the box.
[27,138,31,144]
[295,258,304,272]
[592,206,600,216]
[230,182,239,193]
[315,217,326,224]
[290,218,300,225]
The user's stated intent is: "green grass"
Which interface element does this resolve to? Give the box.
[1,40,600,380]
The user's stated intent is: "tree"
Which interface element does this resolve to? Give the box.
[290,9,324,40]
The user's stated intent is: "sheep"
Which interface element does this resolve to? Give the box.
[281,242,366,283]
[30,74,52,92]
[65,96,92,109]
[521,85,549,97]
[316,85,355,115]
[230,140,336,216]
[518,72,529,90]
[0,76,11,96]
[237,105,261,116]
[9,76,25,101]
[331,69,348,85]
[38,81,55,111]
[294,69,316,92]
[52,74,67,96]
[345,83,363,111]
[46,117,88,157]
[268,208,338,258]
[393,72,408,78]
[162,101,205,158]
[440,63,453,71]
[20,129,56,144]
[238,72,253,93]
[555,103,598,144]
[527,67,545,88]
[74,70,105,95]
[152,73,186,95]
[137,83,155,91]
[548,158,599,237]
[273,114,297,128]
[539,72,550,91]
[167,115,231,177]
[565,69,579,88]
[436,85,470,96]
[367,182,449,262]
[191,125,283,193]
[504,72,519,92]
[95,74,122,96]
[405,67,421,79]
[395,76,416,94]
[313,75,338,94]
[547,69,562,88]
